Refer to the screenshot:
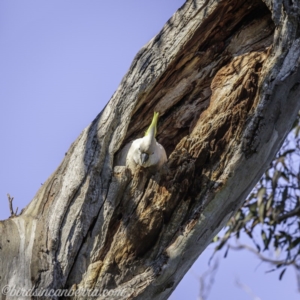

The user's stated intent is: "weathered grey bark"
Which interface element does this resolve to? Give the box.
[1,0,300,299]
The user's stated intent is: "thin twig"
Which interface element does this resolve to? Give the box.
[7,193,17,217]
[295,267,300,293]
[191,259,219,300]
[235,278,262,300]
[228,243,299,268]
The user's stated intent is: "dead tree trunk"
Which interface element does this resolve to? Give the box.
[1,0,300,299]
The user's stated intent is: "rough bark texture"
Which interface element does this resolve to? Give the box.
[1,0,300,299]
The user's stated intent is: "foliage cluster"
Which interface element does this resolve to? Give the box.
[216,113,300,279]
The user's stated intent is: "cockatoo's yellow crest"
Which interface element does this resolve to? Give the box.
[145,112,159,137]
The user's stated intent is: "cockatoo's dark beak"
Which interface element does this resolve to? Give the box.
[141,153,149,165]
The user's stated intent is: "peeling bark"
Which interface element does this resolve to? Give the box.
[1,0,300,299]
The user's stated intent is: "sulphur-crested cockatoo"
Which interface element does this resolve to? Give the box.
[125,112,167,172]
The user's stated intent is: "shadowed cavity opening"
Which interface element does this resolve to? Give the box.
[117,0,274,160]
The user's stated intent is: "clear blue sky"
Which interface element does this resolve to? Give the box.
[0,1,298,299]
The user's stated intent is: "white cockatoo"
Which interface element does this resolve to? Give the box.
[125,112,167,172]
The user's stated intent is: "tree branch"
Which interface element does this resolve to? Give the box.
[228,243,300,268]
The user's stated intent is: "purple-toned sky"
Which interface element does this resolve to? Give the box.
[0,1,298,299]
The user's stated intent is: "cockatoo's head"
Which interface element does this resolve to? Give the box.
[138,112,159,166]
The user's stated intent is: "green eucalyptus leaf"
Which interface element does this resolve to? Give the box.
[259,202,266,223]
[281,186,288,203]
[279,268,286,280]
[280,172,289,183]
[257,187,266,207]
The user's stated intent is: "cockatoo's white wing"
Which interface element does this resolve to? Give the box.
[125,138,143,171]
[150,141,167,168]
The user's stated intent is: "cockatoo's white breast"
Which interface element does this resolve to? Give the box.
[116,112,167,172]
[126,135,167,172]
